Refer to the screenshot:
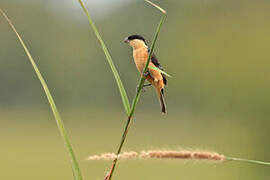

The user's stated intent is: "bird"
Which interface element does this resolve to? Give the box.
[124,34,167,113]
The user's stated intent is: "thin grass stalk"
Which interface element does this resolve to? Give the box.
[77,0,166,179]
[226,156,270,166]
[105,8,167,180]
[145,0,167,14]
[0,9,83,180]
[77,0,131,115]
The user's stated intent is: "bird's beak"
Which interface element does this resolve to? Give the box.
[124,38,129,44]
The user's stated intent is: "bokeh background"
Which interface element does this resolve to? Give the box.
[1,0,270,179]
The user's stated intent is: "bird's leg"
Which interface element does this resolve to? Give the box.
[136,71,153,93]
[144,70,154,80]
[136,85,145,93]
[136,83,152,93]
[143,83,152,88]
[143,70,152,78]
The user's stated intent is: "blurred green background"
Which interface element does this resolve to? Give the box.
[1,0,270,179]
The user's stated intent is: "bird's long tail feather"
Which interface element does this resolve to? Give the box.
[159,88,166,114]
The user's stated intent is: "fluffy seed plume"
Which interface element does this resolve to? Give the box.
[87,151,138,160]
[87,150,225,162]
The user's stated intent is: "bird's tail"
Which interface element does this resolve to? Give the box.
[159,88,166,114]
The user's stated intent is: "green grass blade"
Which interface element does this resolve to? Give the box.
[145,0,167,14]
[105,1,167,179]
[149,66,172,77]
[0,9,83,180]
[226,156,270,166]
[77,0,131,115]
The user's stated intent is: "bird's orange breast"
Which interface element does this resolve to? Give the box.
[133,47,164,89]
[133,47,148,73]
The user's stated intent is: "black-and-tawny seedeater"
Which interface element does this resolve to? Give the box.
[124,35,167,113]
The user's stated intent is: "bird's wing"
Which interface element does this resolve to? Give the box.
[151,53,164,69]
[148,49,167,85]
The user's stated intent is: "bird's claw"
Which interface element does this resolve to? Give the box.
[143,83,152,88]
[143,71,150,77]
[136,85,146,93]
[136,84,152,93]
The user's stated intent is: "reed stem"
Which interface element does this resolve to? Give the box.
[0,9,83,180]
[105,12,167,180]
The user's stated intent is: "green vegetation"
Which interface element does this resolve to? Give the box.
[1,0,270,180]
[0,9,82,180]
[77,1,167,179]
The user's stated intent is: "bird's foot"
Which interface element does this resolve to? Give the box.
[143,71,151,78]
[143,83,152,88]
[136,86,146,93]
[136,84,151,93]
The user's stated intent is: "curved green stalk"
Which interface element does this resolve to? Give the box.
[0,9,83,180]
[77,0,131,115]
[105,2,167,180]
[226,156,270,166]
[77,0,167,179]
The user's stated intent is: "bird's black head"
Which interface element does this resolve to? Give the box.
[124,34,146,44]
[127,35,146,42]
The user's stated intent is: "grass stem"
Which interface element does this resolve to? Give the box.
[77,0,167,179]
[77,0,131,115]
[226,156,270,166]
[0,9,83,180]
[105,2,167,180]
